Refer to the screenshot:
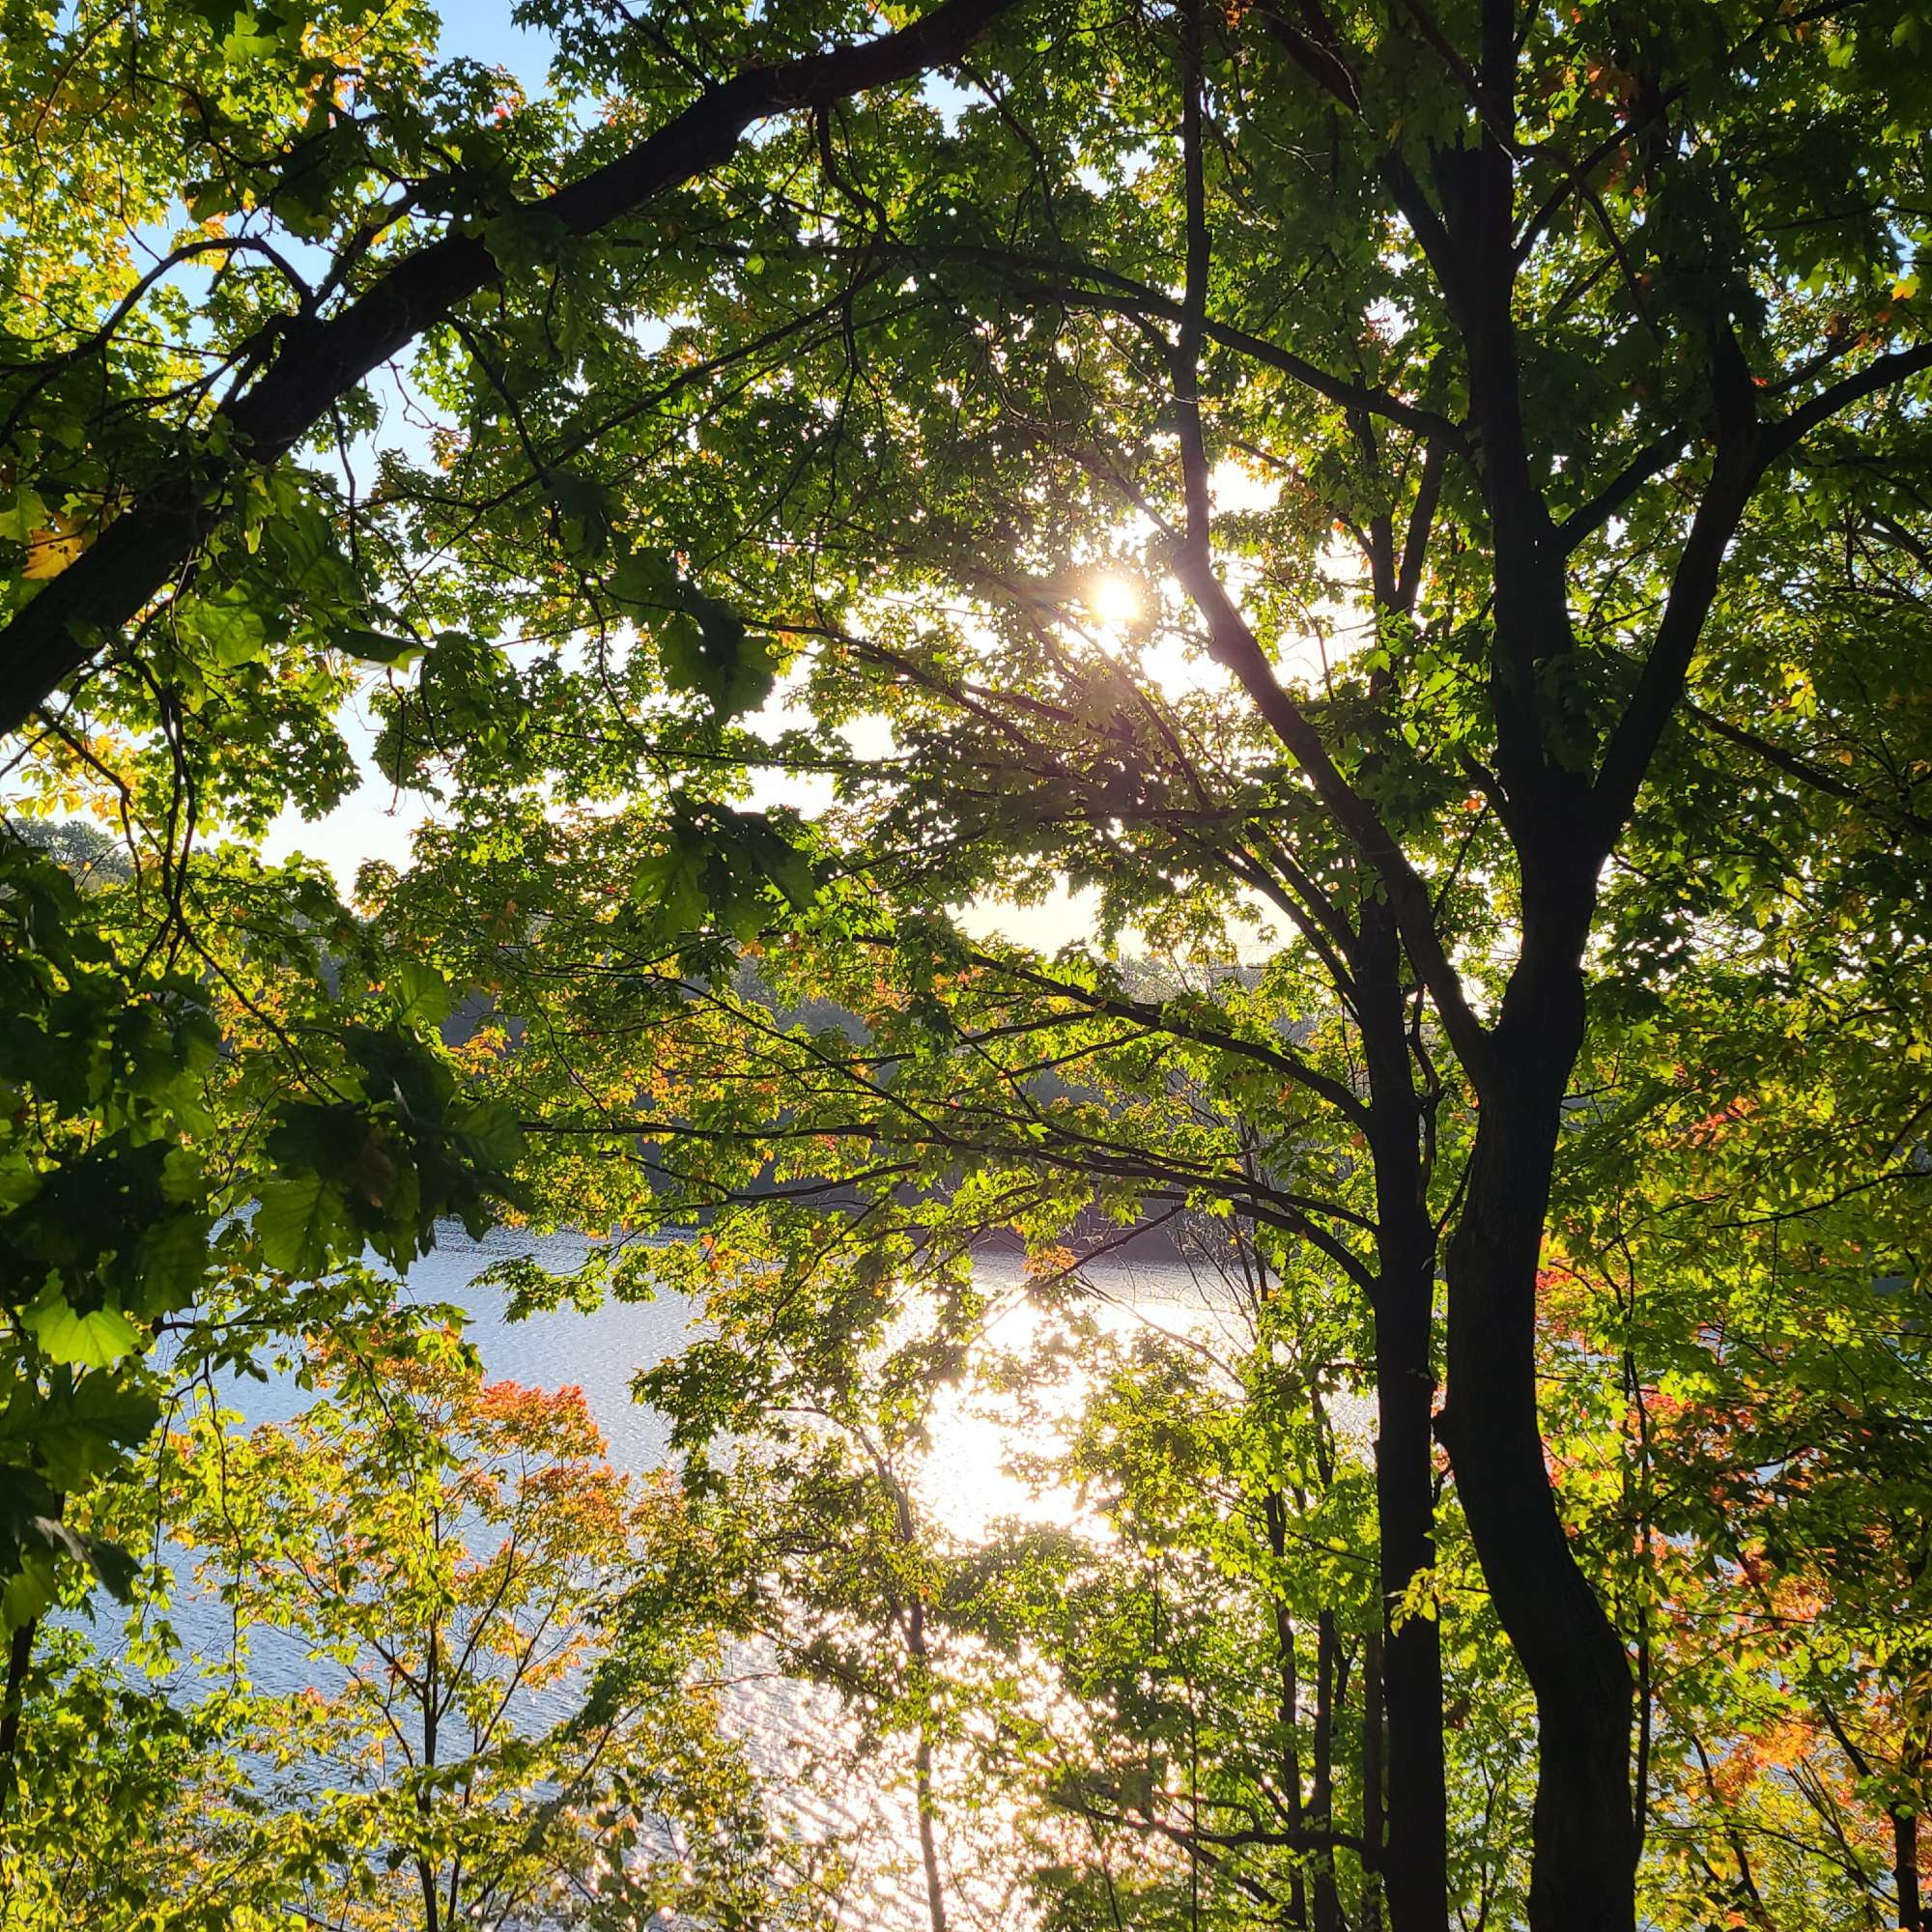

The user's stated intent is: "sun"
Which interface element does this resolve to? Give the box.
[1088,572,1143,630]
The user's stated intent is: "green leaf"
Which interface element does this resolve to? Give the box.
[256,1173,352,1275]
[23,1296,142,1369]
[178,587,270,668]
[16,1515,140,1603]
[221,7,281,59]
[9,1378,161,1492]
[481,203,571,274]
[608,548,675,609]
[388,959,452,1028]
[267,1101,370,1178]
[0,1551,61,1629]
[134,1213,213,1314]
[631,830,708,937]
[0,487,49,543]
[448,1099,525,1175]
[656,587,776,717]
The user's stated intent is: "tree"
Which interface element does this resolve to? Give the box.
[475,949,1535,1930]
[0,1627,269,1930]
[0,816,526,1786]
[155,1307,809,1931]
[1537,718,1932,1930]
[0,0,1025,732]
[632,1288,971,1932]
[964,1233,1400,1932]
[355,0,1932,1914]
[413,894,1482,1927]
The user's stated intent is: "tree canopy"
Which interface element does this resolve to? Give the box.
[2,0,1931,1928]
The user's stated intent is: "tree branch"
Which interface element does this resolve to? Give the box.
[1685,698,1932,838]
[902,242,1464,448]
[0,0,1029,737]
[963,948,1374,1131]
[1765,342,1932,461]
[1593,330,1932,848]
[1158,14,1488,1075]
[1554,431,1685,554]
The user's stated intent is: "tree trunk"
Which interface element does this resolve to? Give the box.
[915,1723,949,1932]
[0,1616,36,1816]
[418,1624,441,1932]
[1440,1013,1635,1932]
[1360,1623,1384,1932]
[1358,914,1449,1932]
[1265,1493,1311,1929]
[1430,107,1642,1926]
[1311,1610,1340,1932]
[1370,1251,1448,1932]
[0,1497,57,1821]
[909,1601,950,1932]
[1896,1806,1921,1932]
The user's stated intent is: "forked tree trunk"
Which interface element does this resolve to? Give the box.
[1438,160,1646,1902]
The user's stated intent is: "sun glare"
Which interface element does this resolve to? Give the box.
[1088,572,1143,629]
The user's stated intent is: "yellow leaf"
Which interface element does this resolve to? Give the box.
[22,519,88,580]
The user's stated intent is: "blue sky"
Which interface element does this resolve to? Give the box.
[438,0,557,88]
